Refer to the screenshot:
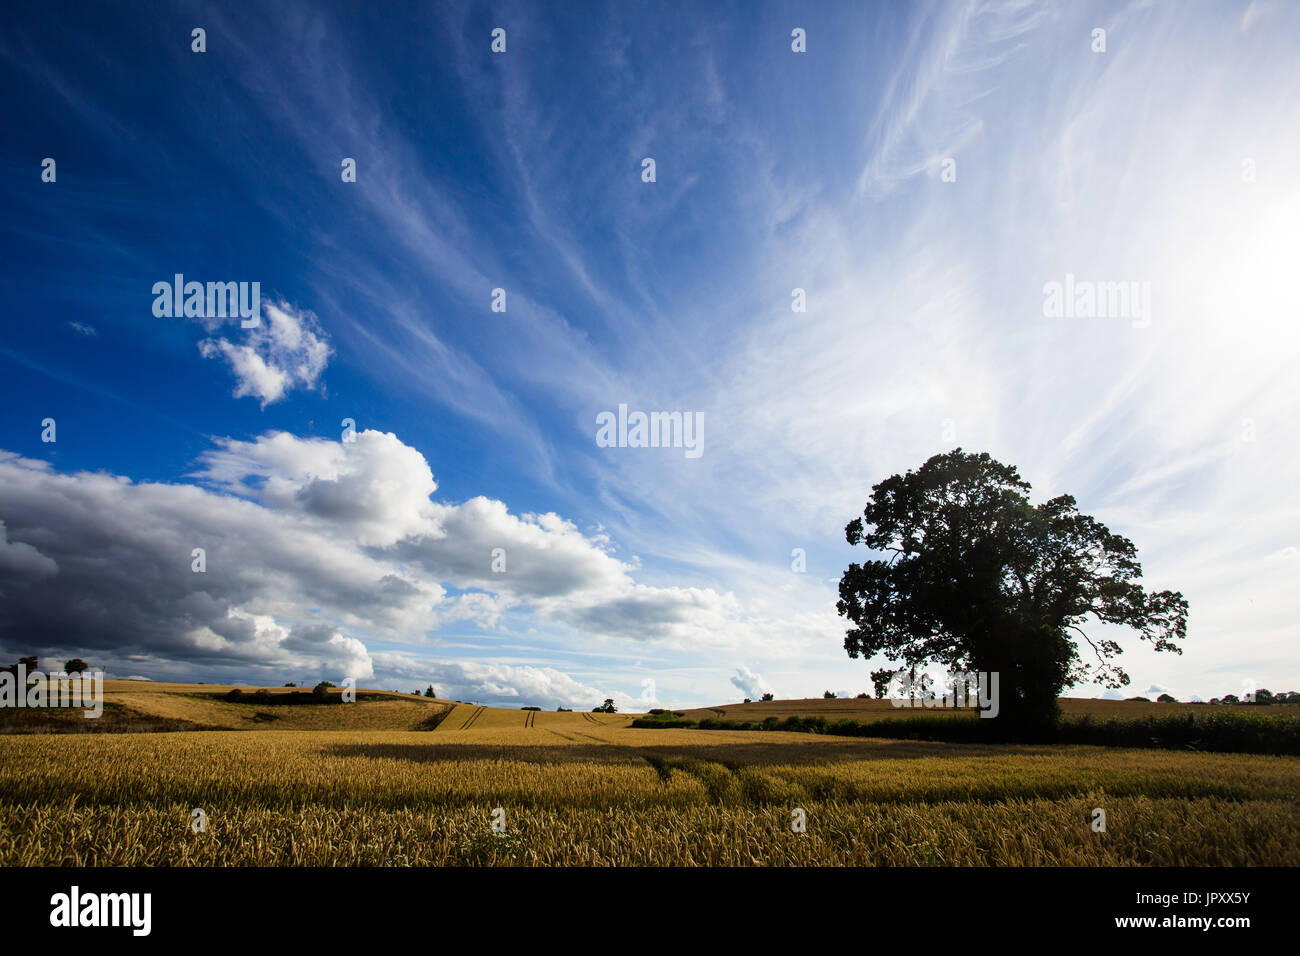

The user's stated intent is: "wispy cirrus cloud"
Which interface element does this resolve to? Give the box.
[2,1,1297,706]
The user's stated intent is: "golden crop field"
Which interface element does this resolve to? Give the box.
[680,696,1297,722]
[2,683,1298,866]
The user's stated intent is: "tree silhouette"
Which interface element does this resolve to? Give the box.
[870,667,897,699]
[838,450,1187,738]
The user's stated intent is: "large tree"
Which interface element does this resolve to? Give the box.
[837,449,1188,738]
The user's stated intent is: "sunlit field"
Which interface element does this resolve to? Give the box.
[2,685,1297,866]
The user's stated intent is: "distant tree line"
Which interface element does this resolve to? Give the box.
[1207,689,1299,705]
[1122,689,1299,704]
[1,656,90,677]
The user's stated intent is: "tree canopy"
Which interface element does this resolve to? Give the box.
[837,449,1188,735]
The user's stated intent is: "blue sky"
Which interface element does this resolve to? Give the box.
[1,1,1297,708]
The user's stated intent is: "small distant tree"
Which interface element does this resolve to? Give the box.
[65,658,89,675]
[855,692,869,699]
[743,698,752,704]
[424,685,436,698]
[1125,696,1150,702]
[1253,688,1274,705]
[284,681,297,687]
[823,690,836,699]
[870,668,896,700]
[592,698,617,713]
[1156,693,1177,702]
[1221,693,1239,704]
[312,681,334,698]
[760,692,774,702]
[893,664,935,703]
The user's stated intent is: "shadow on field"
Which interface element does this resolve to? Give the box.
[320,738,1047,768]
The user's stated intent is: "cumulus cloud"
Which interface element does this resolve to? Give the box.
[198,300,331,406]
[370,652,614,709]
[369,656,659,712]
[194,429,739,643]
[730,665,772,700]
[0,430,740,681]
[0,519,59,580]
[194,429,437,548]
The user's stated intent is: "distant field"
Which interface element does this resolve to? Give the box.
[3,683,1296,866]
[679,696,1296,723]
[6,682,1286,735]
[0,680,453,732]
[434,701,632,733]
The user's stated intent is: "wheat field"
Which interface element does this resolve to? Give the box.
[3,696,1299,865]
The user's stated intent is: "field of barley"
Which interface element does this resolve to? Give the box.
[679,696,1298,722]
[2,687,1298,866]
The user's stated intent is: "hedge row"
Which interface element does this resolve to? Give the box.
[631,710,1300,755]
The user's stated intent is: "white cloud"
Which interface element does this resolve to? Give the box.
[0,430,742,680]
[729,666,772,700]
[199,300,331,406]
[196,430,744,646]
[369,652,612,710]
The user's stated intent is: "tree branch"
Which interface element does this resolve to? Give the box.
[1069,624,1106,665]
